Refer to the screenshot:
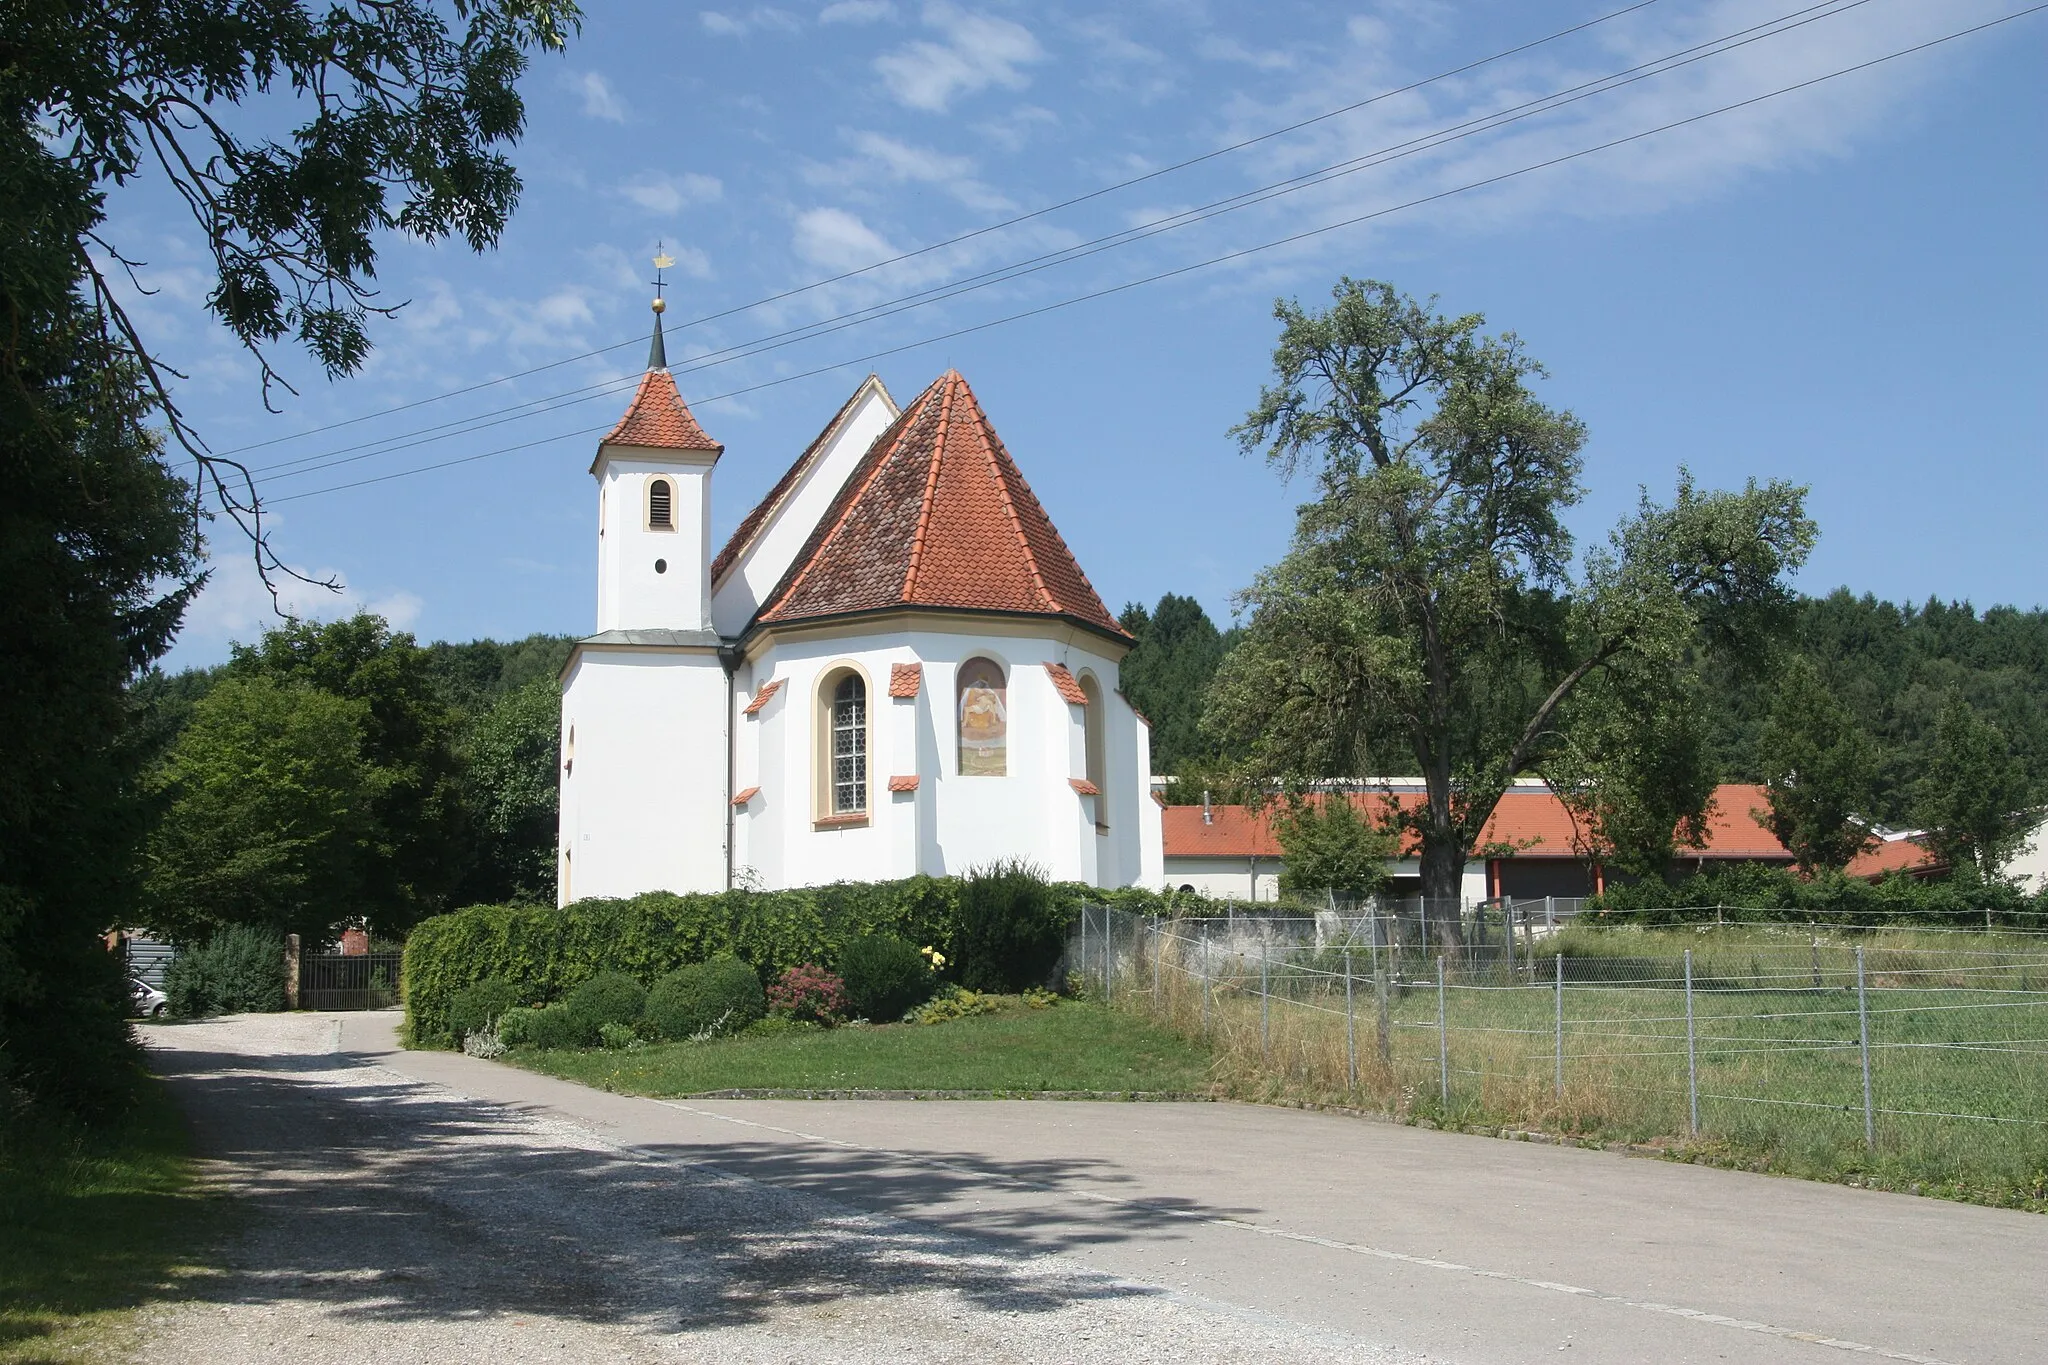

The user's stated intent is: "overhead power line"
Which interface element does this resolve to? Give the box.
[251,0,1879,490]
[218,0,1675,461]
[267,4,2046,507]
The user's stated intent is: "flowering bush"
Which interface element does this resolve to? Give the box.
[768,964,850,1026]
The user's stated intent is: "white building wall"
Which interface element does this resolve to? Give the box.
[595,447,715,634]
[1157,857,1491,905]
[735,623,1154,891]
[709,380,898,639]
[558,647,729,902]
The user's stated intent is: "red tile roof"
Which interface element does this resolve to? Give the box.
[888,775,921,793]
[742,679,783,716]
[1162,784,1803,863]
[604,368,723,453]
[754,372,1127,639]
[731,786,759,806]
[889,663,923,698]
[1044,662,1088,705]
[1070,777,1102,796]
[710,378,879,585]
[1846,837,1940,880]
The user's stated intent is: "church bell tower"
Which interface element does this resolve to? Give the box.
[590,251,723,634]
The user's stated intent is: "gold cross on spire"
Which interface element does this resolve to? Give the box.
[651,244,675,314]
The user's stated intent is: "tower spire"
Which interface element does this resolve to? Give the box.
[648,245,674,370]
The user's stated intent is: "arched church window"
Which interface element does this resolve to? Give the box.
[957,657,1007,776]
[827,672,867,815]
[647,476,675,530]
[1079,672,1108,829]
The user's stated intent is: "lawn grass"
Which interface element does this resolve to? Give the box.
[510,997,1216,1097]
[1145,926,2048,1210]
[0,1079,219,1363]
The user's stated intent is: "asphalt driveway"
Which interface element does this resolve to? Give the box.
[143,1011,2045,1364]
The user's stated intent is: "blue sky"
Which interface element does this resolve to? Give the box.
[111,0,2047,669]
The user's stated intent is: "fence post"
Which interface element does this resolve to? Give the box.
[1684,948,1699,1136]
[283,933,301,1011]
[1375,957,1392,1067]
[1553,950,1565,1100]
[1201,954,1211,1035]
[1545,895,1555,933]
[1436,954,1448,1107]
[1260,945,1270,1062]
[1152,918,1162,1004]
[1857,945,1875,1153]
[1344,950,1357,1090]
[1104,911,1114,1002]
[1080,903,1089,992]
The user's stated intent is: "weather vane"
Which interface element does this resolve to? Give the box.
[652,243,675,314]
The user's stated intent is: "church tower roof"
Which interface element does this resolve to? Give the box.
[599,270,722,455]
[753,370,1128,640]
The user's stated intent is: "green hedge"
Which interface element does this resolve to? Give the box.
[403,874,1170,1046]
[1586,865,2048,928]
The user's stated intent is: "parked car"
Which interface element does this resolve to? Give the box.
[130,976,169,1018]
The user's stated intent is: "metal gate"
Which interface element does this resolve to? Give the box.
[299,952,402,1010]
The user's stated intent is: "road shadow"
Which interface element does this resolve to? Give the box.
[146,1027,1253,1338]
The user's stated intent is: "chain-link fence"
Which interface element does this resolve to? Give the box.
[1071,904,2048,1197]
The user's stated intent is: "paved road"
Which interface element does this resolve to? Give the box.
[146,1012,2045,1365]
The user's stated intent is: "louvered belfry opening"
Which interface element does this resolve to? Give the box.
[648,476,674,529]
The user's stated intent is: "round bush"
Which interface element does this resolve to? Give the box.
[838,934,935,1021]
[509,1003,581,1050]
[163,925,286,1017]
[644,957,766,1041]
[561,971,647,1047]
[448,976,523,1041]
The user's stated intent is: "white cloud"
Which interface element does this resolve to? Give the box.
[171,545,425,664]
[1197,0,2012,260]
[1196,35,1296,71]
[874,3,1042,112]
[700,7,801,36]
[566,71,624,122]
[792,207,897,271]
[619,172,726,215]
[820,0,895,23]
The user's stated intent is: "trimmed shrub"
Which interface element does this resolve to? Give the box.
[164,925,286,1017]
[448,976,523,1041]
[398,870,1163,1047]
[839,933,935,1021]
[644,957,767,1041]
[957,861,1074,992]
[498,1003,580,1050]
[561,971,646,1047]
[768,965,849,1026]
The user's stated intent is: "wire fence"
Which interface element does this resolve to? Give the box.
[1072,905,2048,1197]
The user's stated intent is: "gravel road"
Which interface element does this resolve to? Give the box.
[141,1012,1431,1364]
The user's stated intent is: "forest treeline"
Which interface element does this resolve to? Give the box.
[1119,587,2048,828]
[132,585,2045,954]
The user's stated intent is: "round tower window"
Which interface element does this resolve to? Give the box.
[654,558,668,574]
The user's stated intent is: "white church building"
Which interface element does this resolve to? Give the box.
[557,306,1163,902]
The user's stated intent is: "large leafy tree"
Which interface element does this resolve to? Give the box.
[1210,280,1814,925]
[1,0,578,1113]
[146,677,379,943]
[1118,594,1235,774]
[1756,656,1879,874]
[224,614,468,933]
[457,675,561,905]
[1919,692,2036,879]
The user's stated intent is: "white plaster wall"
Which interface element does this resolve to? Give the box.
[710,381,898,638]
[2005,821,2048,894]
[595,449,714,633]
[1160,857,1491,905]
[736,624,1155,891]
[558,648,728,902]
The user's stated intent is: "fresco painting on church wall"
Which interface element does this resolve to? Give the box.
[957,658,1007,776]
